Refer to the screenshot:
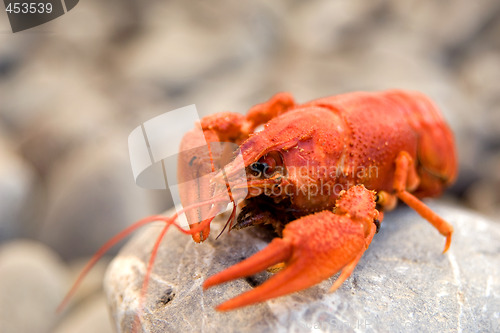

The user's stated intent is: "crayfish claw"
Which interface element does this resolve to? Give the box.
[214,255,318,311]
[203,238,293,290]
[329,250,365,293]
[204,185,379,311]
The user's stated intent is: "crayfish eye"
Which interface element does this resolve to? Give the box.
[250,161,268,175]
[249,151,283,178]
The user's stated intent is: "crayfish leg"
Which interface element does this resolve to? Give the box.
[393,151,453,253]
[244,92,295,132]
[376,191,397,211]
[397,191,453,253]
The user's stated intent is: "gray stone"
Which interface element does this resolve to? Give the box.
[0,138,35,241]
[53,294,114,333]
[0,17,38,80]
[122,0,276,88]
[54,257,114,333]
[104,203,500,332]
[0,240,68,333]
[458,50,500,146]
[463,152,500,219]
[15,90,116,177]
[49,0,143,55]
[38,137,159,260]
[65,257,111,308]
[386,0,500,50]
[285,0,385,55]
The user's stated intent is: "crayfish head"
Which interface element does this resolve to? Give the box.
[224,106,347,211]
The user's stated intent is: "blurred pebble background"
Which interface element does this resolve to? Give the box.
[0,0,499,332]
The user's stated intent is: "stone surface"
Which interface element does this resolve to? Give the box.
[0,240,69,333]
[105,204,500,332]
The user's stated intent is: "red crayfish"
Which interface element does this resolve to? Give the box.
[59,90,457,317]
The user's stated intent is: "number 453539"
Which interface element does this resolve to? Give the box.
[5,2,53,14]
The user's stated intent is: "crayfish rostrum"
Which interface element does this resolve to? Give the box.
[60,90,457,317]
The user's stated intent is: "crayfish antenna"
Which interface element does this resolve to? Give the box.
[133,221,171,331]
[57,196,230,314]
[56,215,170,313]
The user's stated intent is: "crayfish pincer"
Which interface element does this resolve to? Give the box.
[203,185,379,310]
[59,90,457,321]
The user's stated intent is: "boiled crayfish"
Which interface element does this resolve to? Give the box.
[60,90,457,318]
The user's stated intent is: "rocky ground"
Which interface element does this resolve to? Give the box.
[0,0,499,332]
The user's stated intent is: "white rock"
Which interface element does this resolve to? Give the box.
[0,240,68,333]
[104,203,500,332]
